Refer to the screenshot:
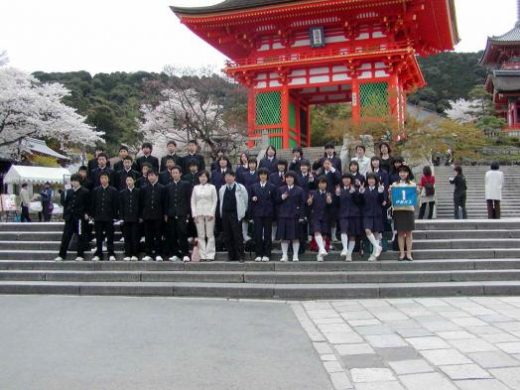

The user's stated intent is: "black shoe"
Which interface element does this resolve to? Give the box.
[398,255,406,261]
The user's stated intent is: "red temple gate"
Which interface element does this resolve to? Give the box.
[171,0,459,148]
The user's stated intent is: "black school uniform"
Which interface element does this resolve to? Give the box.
[160,153,182,172]
[258,156,279,173]
[134,155,159,173]
[276,185,306,241]
[362,187,385,233]
[269,171,286,188]
[116,168,140,191]
[90,167,116,190]
[211,168,230,192]
[90,185,119,258]
[139,182,165,257]
[159,169,174,186]
[164,180,192,258]
[315,154,342,173]
[250,181,276,257]
[337,186,363,236]
[119,187,140,257]
[58,187,90,258]
[182,153,205,173]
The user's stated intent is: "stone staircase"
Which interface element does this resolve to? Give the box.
[0,220,520,299]
[434,166,520,219]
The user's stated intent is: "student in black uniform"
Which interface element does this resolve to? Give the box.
[249,168,276,262]
[139,170,165,262]
[119,175,140,261]
[360,173,385,261]
[289,147,304,173]
[182,161,201,186]
[90,172,119,261]
[136,163,152,189]
[87,146,110,178]
[90,153,116,190]
[183,140,205,172]
[164,167,192,262]
[134,142,159,173]
[115,156,140,191]
[269,159,288,188]
[307,176,334,262]
[113,145,129,173]
[159,156,176,185]
[55,174,90,261]
[160,140,182,172]
[258,145,278,173]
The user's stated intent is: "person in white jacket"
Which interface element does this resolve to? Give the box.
[485,162,504,219]
[219,171,249,262]
[191,171,218,261]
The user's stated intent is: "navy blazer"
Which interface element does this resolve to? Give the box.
[372,169,389,188]
[297,173,316,196]
[241,171,259,190]
[258,157,279,173]
[276,185,306,219]
[316,155,342,172]
[362,187,385,217]
[159,170,174,186]
[309,190,333,222]
[337,187,363,218]
[211,169,230,191]
[269,171,286,188]
[249,182,276,218]
[322,169,341,192]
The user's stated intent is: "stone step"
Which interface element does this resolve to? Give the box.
[1,269,520,284]
[3,238,518,251]
[2,259,520,271]
[1,249,519,261]
[0,280,519,299]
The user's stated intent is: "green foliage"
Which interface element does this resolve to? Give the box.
[409,52,487,113]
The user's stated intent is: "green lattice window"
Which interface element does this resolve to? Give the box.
[270,136,283,149]
[360,82,389,117]
[289,102,297,129]
[256,92,281,125]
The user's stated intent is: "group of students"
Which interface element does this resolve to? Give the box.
[55,140,418,263]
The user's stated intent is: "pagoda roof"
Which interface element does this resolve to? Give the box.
[489,69,520,93]
[170,0,298,15]
[481,22,520,66]
[171,0,459,60]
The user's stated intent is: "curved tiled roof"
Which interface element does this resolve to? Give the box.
[171,0,299,15]
[489,22,520,44]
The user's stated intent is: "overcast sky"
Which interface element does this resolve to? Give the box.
[0,0,516,75]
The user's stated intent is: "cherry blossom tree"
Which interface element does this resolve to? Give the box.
[0,67,104,159]
[445,99,478,123]
[138,87,245,156]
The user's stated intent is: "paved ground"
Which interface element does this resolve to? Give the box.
[293,297,520,390]
[2,296,520,390]
[0,296,333,390]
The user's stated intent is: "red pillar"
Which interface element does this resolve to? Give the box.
[351,78,361,125]
[281,85,290,148]
[247,89,256,148]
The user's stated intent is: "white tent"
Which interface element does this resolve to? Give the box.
[4,165,71,185]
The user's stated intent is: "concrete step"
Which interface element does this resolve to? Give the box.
[1,249,520,261]
[1,269,519,284]
[0,280,519,299]
[414,220,520,230]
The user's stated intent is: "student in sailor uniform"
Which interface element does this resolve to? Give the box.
[240,158,259,242]
[276,171,306,262]
[258,145,279,173]
[337,174,363,261]
[249,168,276,262]
[360,173,386,261]
[269,159,288,188]
[119,175,140,261]
[307,176,334,262]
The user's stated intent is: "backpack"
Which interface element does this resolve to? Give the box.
[424,183,435,197]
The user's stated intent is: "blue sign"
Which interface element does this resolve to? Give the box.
[391,186,417,207]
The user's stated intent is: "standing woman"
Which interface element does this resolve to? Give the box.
[379,142,393,174]
[390,166,417,261]
[418,166,436,220]
[450,166,467,219]
[337,174,363,261]
[360,173,386,261]
[40,182,54,222]
[191,171,218,261]
[258,145,279,173]
[485,162,504,219]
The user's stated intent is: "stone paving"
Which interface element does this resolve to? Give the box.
[291,297,520,390]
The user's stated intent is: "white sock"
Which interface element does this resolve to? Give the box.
[348,241,355,254]
[341,233,349,251]
[242,221,249,239]
[292,240,300,256]
[315,234,325,252]
[281,241,289,257]
[272,226,277,241]
[367,233,380,249]
[331,227,337,240]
